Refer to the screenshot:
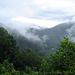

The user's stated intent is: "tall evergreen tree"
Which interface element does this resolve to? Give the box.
[0,27,19,63]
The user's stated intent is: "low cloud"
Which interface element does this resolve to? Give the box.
[66,17,75,41]
[11,17,65,28]
[1,21,44,42]
[42,35,48,42]
[0,0,75,26]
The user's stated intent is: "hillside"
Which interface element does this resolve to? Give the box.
[0,27,75,75]
[0,22,74,56]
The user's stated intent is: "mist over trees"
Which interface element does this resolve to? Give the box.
[0,22,74,57]
[0,27,75,74]
[0,27,42,74]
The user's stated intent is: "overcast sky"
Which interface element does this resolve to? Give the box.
[0,0,75,28]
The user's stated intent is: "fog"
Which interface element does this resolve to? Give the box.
[66,17,75,41]
[1,17,75,43]
[0,20,48,42]
[66,22,75,41]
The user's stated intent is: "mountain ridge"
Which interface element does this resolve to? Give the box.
[0,22,75,56]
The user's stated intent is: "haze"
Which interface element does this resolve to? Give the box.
[0,0,75,28]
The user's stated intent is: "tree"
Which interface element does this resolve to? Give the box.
[0,27,19,63]
[26,49,42,70]
[0,60,20,75]
[41,36,75,74]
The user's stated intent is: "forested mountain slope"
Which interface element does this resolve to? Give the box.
[0,22,74,56]
[0,27,74,75]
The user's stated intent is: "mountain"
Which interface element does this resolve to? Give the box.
[0,23,46,56]
[32,22,73,52]
[0,22,74,56]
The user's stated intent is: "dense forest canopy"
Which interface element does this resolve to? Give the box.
[0,27,75,75]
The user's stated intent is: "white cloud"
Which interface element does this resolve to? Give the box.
[33,0,75,15]
[33,0,75,9]
[11,17,66,28]
[0,0,75,27]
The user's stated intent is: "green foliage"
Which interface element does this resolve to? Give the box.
[25,66,32,74]
[0,27,8,36]
[13,49,41,71]
[13,50,27,70]
[0,60,20,75]
[0,27,75,75]
[0,27,19,63]
[40,36,75,74]
[25,49,42,70]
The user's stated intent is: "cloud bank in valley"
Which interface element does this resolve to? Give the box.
[2,21,48,43]
[0,0,75,42]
